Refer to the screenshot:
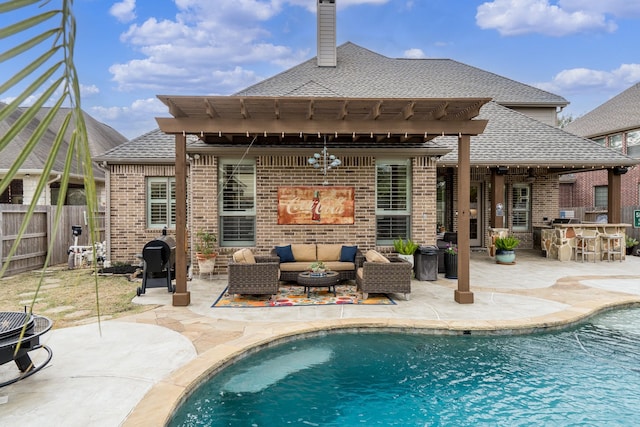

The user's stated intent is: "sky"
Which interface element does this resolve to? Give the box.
[2,0,640,140]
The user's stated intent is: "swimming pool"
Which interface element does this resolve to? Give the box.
[170,308,640,426]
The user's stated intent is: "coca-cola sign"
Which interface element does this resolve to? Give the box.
[277,186,355,225]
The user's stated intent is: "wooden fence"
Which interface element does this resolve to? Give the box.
[559,206,640,241]
[0,204,105,276]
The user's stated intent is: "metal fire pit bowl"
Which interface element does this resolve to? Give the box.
[0,311,53,387]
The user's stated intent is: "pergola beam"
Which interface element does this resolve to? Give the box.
[156,117,488,136]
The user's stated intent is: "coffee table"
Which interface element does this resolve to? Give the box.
[297,271,340,298]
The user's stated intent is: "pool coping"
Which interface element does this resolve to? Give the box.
[123,296,640,426]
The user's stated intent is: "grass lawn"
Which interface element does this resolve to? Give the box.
[0,266,156,329]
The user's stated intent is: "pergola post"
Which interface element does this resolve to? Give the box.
[490,168,505,228]
[173,133,190,306]
[455,134,474,304]
[607,168,625,223]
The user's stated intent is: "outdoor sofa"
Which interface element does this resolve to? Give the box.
[271,243,363,282]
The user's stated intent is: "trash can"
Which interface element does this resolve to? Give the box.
[414,245,438,281]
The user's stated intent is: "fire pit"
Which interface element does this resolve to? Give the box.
[0,311,53,387]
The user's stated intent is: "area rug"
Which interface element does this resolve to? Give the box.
[212,284,396,307]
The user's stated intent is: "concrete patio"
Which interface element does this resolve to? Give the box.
[1,250,639,426]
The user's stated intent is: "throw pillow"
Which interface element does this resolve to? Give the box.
[275,244,295,263]
[340,245,358,262]
[232,248,256,264]
[365,249,390,263]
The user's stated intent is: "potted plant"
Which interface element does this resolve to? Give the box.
[194,230,217,276]
[494,235,520,264]
[443,242,458,279]
[625,236,639,255]
[393,237,419,266]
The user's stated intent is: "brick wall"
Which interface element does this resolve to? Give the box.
[107,158,562,265]
[568,168,640,207]
[107,164,178,264]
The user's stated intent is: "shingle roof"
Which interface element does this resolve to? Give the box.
[95,128,197,163]
[437,102,634,167]
[101,42,636,168]
[564,82,640,138]
[0,103,127,179]
[236,43,568,106]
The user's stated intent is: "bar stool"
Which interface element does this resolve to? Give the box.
[574,232,597,263]
[601,234,623,262]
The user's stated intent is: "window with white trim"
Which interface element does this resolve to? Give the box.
[147,177,175,229]
[511,184,530,232]
[219,159,256,246]
[376,159,411,244]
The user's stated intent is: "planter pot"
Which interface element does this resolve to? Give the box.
[196,253,217,275]
[495,249,516,264]
[444,253,457,279]
[397,253,414,267]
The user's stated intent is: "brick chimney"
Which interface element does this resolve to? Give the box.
[317,0,336,67]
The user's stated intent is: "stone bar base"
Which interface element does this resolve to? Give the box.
[541,224,629,262]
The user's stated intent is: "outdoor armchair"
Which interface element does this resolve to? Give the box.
[356,254,412,300]
[227,250,280,300]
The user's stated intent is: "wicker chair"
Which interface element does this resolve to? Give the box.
[227,255,280,301]
[356,255,412,300]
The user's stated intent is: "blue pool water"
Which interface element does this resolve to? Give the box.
[170,308,640,426]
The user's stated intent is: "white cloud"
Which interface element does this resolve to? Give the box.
[536,64,640,93]
[476,0,617,36]
[80,84,100,96]
[90,97,167,139]
[109,1,315,94]
[110,0,137,24]
[403,48,425,59]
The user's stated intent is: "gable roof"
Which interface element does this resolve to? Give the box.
[102,42,636,169]
[236,42,568,108]
[564,82,640,138]
[0,103,127,179]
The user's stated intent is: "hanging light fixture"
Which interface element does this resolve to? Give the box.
[307,135,341,185]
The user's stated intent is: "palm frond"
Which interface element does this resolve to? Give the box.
[1,0,101,326]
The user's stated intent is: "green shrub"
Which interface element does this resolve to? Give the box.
[495,235,520,251]
[393,238,419,255]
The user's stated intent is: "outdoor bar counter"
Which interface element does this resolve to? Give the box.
[541,223,630,261]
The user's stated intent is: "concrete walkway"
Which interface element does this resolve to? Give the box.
[1,250,639,426]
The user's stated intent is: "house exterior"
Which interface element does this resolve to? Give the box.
[0,104,126,207]
[563,83,640,215]
[97,1,637,305]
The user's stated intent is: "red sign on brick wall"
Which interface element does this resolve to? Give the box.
[277,186,355,225]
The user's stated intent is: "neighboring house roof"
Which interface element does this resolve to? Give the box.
[100,42,637,169]
[0,103,127,179]
[564,82,640,138]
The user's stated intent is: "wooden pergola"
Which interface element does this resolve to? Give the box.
[156,96,491,306]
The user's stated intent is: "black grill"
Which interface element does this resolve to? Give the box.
[137,232,177,296]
